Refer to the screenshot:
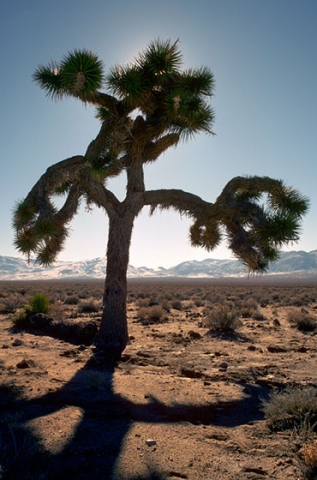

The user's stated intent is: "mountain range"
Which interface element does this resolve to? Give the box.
[0,250,317,280]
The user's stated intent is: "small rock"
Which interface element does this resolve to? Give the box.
[181,367,204,378]
[247,345,257,351]
[297,346,308,353]
[267,345,287,353]
[12,339,23,347]
[146,439,157,446]
[16,359,32,369]
[187,330,201,339]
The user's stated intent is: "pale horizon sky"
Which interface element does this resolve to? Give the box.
[1,0,316,269]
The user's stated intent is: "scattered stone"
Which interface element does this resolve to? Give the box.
[187,330,202,339]
[247,345,257,351]
[146,439,156,446]
[242,466,268,476]
[180,367,204,379]
[273,318,281,326]
[16,359,34,369]
[219,362,228,371]
[12,339,23,347]
[267,345,287,353]
[297,346,308,353]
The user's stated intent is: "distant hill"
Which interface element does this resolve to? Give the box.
[0,250,317,280]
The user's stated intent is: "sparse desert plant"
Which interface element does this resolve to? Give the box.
[171,299,183,311]
[287,308,316,332]
[252,311,265,321]
[301,440,317,469]
[12,292,50,327]
[77,298,100,314]
[64,294,80,305]
[29,292,50,314]
[204,305,242,332]
[138,305,167,324]
[262,386,317,434]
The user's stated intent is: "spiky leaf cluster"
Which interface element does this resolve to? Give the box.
[189,177,309,273]
[106,39,215,139]
[13,200,68,265]
[33,49,104,100]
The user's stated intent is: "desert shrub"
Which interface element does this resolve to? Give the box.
[64,294,79,305]
[262,387,317,434]
[171,299,182,310]
[29,293,50,314]
[138,305,167,324]
[240,306,255,318]
[0,294,25,313]
[137,297,150,308]
[77,298,100,313]
[301,440,317,469]
[287,308,316,332]
[204,306,242,332]
[12,293,50,328]
[193,298,204,307]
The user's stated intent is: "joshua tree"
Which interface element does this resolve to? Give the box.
[13,39,308,359]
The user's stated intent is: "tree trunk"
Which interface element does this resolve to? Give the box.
[94,212,134,360]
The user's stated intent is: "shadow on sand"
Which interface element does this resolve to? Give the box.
[0,351,270,480]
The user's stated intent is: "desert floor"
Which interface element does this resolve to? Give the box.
[1,277,317,480]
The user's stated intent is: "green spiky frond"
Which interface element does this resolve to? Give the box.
[182,176,309,274]
[179,67,215,96]
[34,49,104,101]
[60,49,104,98]
[33,61,65,100]
[13,195,69,265]
[54,181,73,196]
[88,152,125,180]
[95,107,110,121]
[12,200,37,230]
[137,38,183,75]
[216,177,309,272]
[189,219,222,250]
[105,38,215,138]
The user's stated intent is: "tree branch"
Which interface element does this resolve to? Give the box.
[144,189,211,217]
[143,134,180,163]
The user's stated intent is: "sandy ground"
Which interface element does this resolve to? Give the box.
[0,279,317,479]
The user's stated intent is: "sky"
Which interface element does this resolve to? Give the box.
[1,0,316,269]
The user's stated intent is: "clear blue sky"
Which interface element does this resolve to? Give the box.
[1,0,316,268]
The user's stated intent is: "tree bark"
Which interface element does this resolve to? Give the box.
[94,212,134,360]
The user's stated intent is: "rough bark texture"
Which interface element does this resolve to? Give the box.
[94,214,133,359]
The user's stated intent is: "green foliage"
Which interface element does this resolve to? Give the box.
[33,49,104,100]
[60,49,104,98]
[29,293,50,314]
[12,200,36,230]
[32,61,65,100]
[106,38,215,138]
[12,293,50,328]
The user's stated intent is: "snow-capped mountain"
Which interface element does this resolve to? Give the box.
[0,250,317,280]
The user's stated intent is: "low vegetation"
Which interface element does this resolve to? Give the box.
[1,278,317,478]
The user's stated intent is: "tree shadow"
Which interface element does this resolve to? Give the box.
[0,353,270,480]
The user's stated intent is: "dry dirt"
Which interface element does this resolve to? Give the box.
[1,278,317,480]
